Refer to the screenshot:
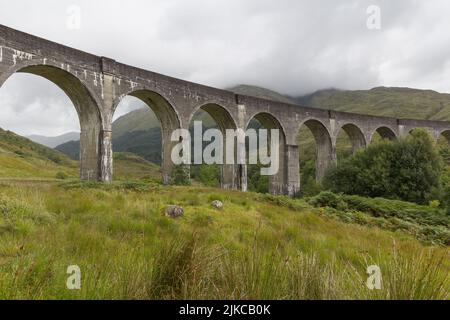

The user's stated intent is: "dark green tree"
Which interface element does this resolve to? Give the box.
[197,164,220,187]
[170,165,191,186]
[247,164,269,194]
[324,129,443,204]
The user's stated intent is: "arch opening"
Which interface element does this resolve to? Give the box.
[188,104,237,189]
[372,126,396,142]
[245,112,287,195]
[438,130,450,166]
[439,130,450,145]
[112,89,181,184]
[336,124,366,162]
[297,119,333,196]
[0,65,103,181]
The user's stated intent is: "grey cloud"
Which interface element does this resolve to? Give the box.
[0,0,449,135]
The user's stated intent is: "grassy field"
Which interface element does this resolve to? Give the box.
[0,181,448,300]
[112,152,161,182]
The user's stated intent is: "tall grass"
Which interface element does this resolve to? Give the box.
[367,247,448,300]
[0,182,448,300]
[144,235,449,300]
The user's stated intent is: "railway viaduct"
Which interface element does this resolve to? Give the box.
[1,24,449,196]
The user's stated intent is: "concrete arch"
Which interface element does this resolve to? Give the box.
[0,60,104,121]
[246,112,287,195]
[245,111,287,138]
[188,103,239,190]
[0,61,105,181]
[338,123,367,154]
[112,89,182,184]
[440,130,450,144]
[371,126,397,142]
[112,88,181,130]
[189,102,238,131]
[298,119,334,182]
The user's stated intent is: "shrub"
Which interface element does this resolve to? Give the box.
[197,164,220,187]
[48,153,62,164]
[324,130,443,205]
[429,200,441,208]
[309,191,348,211]
[309,191,450,245]
[170,165,191,186]
[55,172,68,180]
[247,164,269,194]
[259,194,310,211]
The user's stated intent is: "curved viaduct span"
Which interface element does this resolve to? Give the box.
[1,25,449,196]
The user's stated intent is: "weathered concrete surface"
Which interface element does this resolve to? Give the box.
[1,24,449,196]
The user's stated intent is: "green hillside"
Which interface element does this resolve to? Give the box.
[56,127,164,165]
[230,85,450,121]
[113,107,216,139]
[113,152,161,181]
[296,87,450,121]
[0,128,159,182]
[0,128,78,180]
[229,84,297,104]
[54,140,79,161]
[113,108,161,138]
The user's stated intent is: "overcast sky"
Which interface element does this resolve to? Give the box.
[1,0,450,136]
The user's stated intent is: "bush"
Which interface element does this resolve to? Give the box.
[298,158,323,197]
[48,153,62,164]
[324,130,443,204]
[310,192,449,227]
[55,172,68,180]
[119,181,152,192]
[197,164,220,187]
[170,165,191,186]
[247,164,269,194]
[309,191,348,211]
[259,194,310,211]
[308,191,450,245]
[341,195,449,227]
[429,200,441,208]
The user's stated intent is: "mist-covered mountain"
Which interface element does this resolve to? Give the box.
[295,87,450,121]
[113,107,160,138]
[229,84,297,104]
[230,85,450,120]
[27,132,80,148]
